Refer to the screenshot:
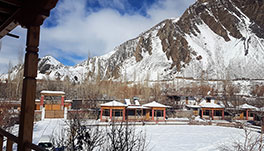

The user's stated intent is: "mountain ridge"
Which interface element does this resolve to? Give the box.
[1,0,264,84]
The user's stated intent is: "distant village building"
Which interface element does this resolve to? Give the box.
[100,100,126,121]
[236,103,257,120]
[166,95,181,109]
[100,100,169,122]
[35,90,72,118]
[143,101,168,121]
[200,97,225,120]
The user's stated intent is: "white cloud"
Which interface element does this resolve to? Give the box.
[40,0,195,57]
[0,0,195,73]
[0,27,26,73]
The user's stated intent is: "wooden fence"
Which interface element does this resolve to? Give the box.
[0,128,44,151]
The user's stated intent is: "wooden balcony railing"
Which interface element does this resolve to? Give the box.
[0,128,44,151]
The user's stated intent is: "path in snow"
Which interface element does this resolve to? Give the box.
[32,119,66,145]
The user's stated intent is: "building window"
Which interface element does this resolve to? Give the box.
[143,109,147,115]
[136,110,141,116]
[243,111,247,116]
[103,109,110,116]
[214,110,222,116]
[156,110,164,117]
[204,110,210,115]
[113,109,123,117]
[127,109,135,116]
[249,113,254,117]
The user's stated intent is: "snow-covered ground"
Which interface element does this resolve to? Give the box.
[21,119,248,151]
[32,119,66,145]
[144,125,243,151]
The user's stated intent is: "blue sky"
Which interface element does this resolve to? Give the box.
[0,0,195,73]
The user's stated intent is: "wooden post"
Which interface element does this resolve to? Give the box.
[201,109,203,118]
[100,108,103,121]
[212,109,214,120]
[0,135,3,150]
[110,108,112,120]
[246,109,249,120]
[152,109,154,121]
[7,139,13,151]
[123,108,125,121]
[61,95,64,110]
[18,26,40,151]
[163,109,166,121]
[141,109,143,121]
[222,110,224,120]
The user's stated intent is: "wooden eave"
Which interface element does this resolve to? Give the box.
[0,0,21,38]
[0,0,58,39]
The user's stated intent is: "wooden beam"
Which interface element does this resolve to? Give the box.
[6,139,13,151]
[0,15,6,22]
[0,8,20,39]
[0,135,3,150]
[0,21,17,38]
[25,142,46,151]
[0,7,13,14]
[18,26,40,151]
[0,0,22,7]
[0,128,19,143]
[6,32,19,38]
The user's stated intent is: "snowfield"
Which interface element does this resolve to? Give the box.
[145,125,243,151]
[28,119,248,151]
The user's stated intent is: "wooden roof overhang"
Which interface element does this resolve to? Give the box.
[0,0,58,39]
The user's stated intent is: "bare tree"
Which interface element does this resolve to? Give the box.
[219,127,264,151]
[221,78,242,121]
[104,121,148,151]
[63,112,105,151]
[55,112,149,151]
[222,96,244,121]
[0,102,18,131]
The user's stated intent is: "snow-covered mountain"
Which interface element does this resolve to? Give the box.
[1,0,264,83]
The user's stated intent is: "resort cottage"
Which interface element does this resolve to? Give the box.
[100,100,127,122]
[100,100,169,122]
[200,97,225,120]
[236,103,258,120]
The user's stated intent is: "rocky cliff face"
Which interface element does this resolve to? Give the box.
[99,0,264,81]
[1,0,264,83]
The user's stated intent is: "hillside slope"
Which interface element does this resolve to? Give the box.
[1,0,264,83]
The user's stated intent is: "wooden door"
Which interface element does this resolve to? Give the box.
[240,113,244,120]
[45,104,61,110]
[45,110,64,118]
[146,110,150,120]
